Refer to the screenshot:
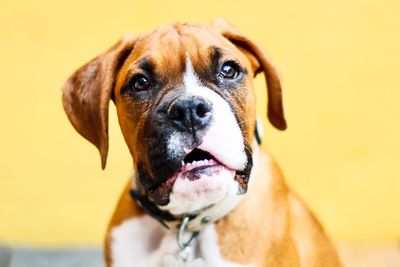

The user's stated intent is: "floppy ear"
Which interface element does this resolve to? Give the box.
[212,19,287,130]
[62,35,136,169]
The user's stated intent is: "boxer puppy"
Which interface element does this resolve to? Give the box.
[62,19,342,267]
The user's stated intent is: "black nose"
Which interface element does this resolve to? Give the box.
[167,96,212,132]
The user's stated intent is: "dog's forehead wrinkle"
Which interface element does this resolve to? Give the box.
[132,28,229,85]
[130,29,186,70]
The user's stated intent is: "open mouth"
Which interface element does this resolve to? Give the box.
[180,149,220,180]
[146,148,249,205]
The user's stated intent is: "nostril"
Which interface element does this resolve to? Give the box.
[168,105,184,120]
[196,103,209,118]
[195,99,212,118]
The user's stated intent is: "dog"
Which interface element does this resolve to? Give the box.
[62,19,342,267]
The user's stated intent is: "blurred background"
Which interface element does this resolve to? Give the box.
[1,0,399,266]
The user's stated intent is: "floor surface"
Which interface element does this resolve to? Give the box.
[0,243,399,267]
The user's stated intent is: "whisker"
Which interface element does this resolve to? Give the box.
[237,119,252,126]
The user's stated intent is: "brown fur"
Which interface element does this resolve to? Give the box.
[214,152,342,266]
[103,152,342,266]
[62,20,342,267]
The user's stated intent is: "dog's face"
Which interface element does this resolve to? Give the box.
[62,20,286,215]
[114,24,257,213]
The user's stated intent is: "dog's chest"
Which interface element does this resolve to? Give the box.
[110,215,254,267]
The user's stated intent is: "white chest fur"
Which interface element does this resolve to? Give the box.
[110,215,254,267]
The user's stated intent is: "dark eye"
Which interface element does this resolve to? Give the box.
[130,75,151,91]
[219,61,240,79]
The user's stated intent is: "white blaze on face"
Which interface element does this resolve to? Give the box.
[162,57,248,215]
[183,57,247,170]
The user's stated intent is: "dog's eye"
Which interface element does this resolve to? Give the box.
[219,61,240,79]
[130,75,151,91]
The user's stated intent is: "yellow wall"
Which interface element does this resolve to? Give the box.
[1,0,399,245]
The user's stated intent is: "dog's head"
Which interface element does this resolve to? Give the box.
[62,20,286,215]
